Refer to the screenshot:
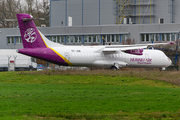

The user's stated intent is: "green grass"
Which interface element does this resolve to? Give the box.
[0,70,180,119]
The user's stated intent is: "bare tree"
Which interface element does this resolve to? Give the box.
[0,0,50,28]
[0,0,7,27]
[16,0,24,13]
[34,0,49,26]
[24,0,35,14]
[0,0,22,28]
[42,0,50,27]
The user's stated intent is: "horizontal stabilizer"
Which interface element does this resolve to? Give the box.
[23,18,44,22]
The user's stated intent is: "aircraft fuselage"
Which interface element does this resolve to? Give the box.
[51,46,171,68]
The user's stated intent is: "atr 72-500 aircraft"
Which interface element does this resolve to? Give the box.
[16,13,172,70]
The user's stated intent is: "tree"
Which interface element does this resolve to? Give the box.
[0,0,50,28]
[34,0,50,27]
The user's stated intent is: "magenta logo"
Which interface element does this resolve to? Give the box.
[24,28,37,43]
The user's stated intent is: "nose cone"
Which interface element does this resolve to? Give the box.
[166,57,172,67]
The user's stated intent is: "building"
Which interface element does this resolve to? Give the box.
[50,0,178,26]
[50,0,114,26]
[0,0,180,50]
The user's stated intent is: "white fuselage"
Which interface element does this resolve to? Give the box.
[51,45,172,68]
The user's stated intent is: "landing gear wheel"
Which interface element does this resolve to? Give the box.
[111,66,118,70]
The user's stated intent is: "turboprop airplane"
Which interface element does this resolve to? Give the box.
[16,13,172,70]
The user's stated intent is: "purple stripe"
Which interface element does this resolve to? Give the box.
[18,48,69,66]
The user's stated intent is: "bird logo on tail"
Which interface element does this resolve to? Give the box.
[24,28,37,43]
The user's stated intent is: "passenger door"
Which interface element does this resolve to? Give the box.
[64,52,70,61]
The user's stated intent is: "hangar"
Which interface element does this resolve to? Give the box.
[0,0,180,49]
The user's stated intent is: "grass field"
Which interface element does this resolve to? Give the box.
[0,70,180,120]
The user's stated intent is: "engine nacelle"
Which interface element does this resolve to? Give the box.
[125,48,143,55]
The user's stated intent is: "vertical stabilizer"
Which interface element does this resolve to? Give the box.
[17,14,71,66]
[17,14,47,48]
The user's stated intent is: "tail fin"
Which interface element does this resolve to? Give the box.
[17,14,70,66]
[17,13,64,48]
[17,14,47,48]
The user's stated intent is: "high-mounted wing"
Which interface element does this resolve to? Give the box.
[95,42,175,55]
[105,42,175,49]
